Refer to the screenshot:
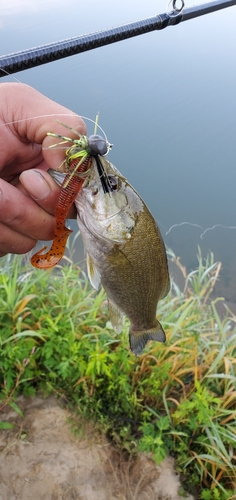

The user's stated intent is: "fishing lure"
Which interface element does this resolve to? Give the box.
[31,122,112,269]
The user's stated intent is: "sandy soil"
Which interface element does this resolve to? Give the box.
[0,396,193,500]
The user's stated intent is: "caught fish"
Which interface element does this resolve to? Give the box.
[49,156,170,356]
[31,122,111,269]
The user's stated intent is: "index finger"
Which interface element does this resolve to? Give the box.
[1,82,87,170]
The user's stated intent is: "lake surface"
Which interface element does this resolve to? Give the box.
[1,0,236,302]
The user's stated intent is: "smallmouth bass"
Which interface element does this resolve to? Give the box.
[49,157,170,355]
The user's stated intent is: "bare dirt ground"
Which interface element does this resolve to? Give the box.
[0,395,194,500]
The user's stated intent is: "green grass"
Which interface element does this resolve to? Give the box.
[0,246,235,499]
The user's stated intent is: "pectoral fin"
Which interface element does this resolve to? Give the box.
[108,299,124,334]
[129,320,166,356]
[86,254,101,290]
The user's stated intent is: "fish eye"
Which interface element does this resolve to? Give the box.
[108,175,118,191]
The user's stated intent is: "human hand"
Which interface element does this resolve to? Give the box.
[0,82,86,257]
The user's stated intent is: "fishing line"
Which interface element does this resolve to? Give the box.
[0,70,113,197]
[165,221,236,240]
[200,224,236,239]
[0,68,110,144]
[0,113,110,144]
[0,67,21,83]
[165,222,204,235]
[0,113,78,128]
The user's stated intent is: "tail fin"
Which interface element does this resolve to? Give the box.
[129,321,166,356]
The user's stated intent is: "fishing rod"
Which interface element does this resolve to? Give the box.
[0,0,235,78]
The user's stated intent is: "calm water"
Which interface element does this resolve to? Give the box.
[1,0,236,301]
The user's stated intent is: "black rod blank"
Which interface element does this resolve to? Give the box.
[0,0,235,78]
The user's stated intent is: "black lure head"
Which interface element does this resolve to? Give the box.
[88,134,108,156]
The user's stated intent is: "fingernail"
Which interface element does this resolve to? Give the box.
[20,170,51,200]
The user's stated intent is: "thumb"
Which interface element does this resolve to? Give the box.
[19,169,77,219]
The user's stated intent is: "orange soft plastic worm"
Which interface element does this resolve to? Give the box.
[31,157,91,269]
